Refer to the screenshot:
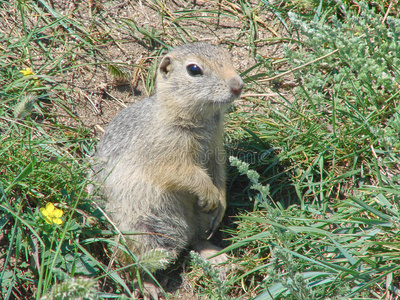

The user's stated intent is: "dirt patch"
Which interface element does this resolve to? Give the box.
[0,0,291,137]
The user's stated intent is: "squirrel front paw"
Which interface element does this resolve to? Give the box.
[197,185,220,213]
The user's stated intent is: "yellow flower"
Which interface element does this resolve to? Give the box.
[20,67,34,76]
[20,67,38,79]
[40,203,63,225]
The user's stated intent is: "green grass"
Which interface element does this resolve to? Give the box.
[1,0,400,299]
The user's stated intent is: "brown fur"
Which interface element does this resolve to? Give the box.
[92,42,243,299]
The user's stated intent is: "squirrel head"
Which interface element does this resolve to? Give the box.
[156,43,244,117]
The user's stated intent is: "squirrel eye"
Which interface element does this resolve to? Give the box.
[186,64,203,76]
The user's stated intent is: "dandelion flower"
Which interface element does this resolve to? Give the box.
[40,203,63,225]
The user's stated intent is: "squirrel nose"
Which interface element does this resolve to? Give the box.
[230,77,244,97]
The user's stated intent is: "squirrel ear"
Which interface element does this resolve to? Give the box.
[159,56,172,75]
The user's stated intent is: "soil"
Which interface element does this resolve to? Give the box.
[10,0,290,138]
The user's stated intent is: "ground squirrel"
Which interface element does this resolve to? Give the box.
[92,42,244,298]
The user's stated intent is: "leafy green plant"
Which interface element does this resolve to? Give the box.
[187,251,229,300]
[228,157,400,299]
